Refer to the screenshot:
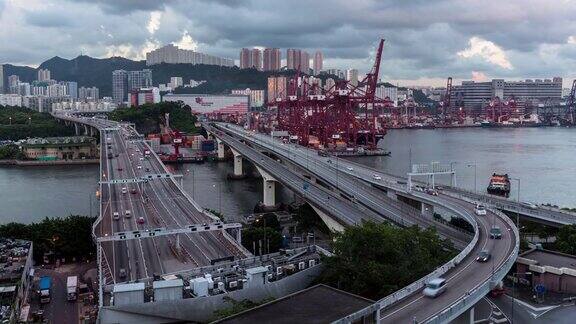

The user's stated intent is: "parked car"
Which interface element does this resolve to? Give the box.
[423,278,447,298]
[490,226,502,239]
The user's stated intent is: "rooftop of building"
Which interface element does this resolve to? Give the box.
[216,284,374,324]
[21,136,96,147]
[520,248,576,270]
[0,238,31,284]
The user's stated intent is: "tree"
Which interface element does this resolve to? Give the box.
[555,225,576,255]
[0,106,75,140]
[108,101,199,135]
[242,227,283,255]
[320,222,455,300]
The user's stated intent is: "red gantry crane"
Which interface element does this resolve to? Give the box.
[274,38,391,151]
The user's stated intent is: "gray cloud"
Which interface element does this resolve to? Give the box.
[1,0,575,85]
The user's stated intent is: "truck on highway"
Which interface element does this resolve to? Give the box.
[67,276,78,301]
[39,276,52,304]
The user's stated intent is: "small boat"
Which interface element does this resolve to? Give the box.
[487,173,510,197]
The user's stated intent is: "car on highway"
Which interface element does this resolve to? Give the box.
[475,204,487,216]
[425,188,438,196]
[137,165,142,169]
[115,153,119,157]
[145,168,150,172]
[373,174,382,180]
[125,210,131,218]
[119,268,126,279]
[137,217,145,224]
[490,226,502,239]
[130,188,137,194]
[117,167,123,171]
[139,157,144,161]
[423,278,447,298]
[113,212,119,220]
[521,202,538,210]
[476,249,491,262]
[346,166,354,171]
[121,187,127,194]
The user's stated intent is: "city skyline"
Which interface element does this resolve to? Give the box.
[1,1,575,87]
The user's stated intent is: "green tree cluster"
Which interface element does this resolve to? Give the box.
[554,224,576,255]
[0,106,74,140]
[108,101,198,135]
[292,203,330,234]
[320,222,455,300]
[0,215,96,263]
[0,144,25,160]
[241,227,283,255]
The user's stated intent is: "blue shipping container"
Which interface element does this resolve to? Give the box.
[201,140,215,152]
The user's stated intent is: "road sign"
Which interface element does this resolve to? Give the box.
[535,284,546,294]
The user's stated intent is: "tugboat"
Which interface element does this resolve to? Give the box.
[487,173,511,197]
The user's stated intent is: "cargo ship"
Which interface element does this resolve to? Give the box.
[487,173,510,197]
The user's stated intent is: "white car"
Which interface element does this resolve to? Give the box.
[125,210,131,218]
[423,278,447,298]
[346,167,354,171]
[373,174,382,180]
[121,187,127,194]
[137,165,142,169]
[113,212,119,220]
[475,205,487,216]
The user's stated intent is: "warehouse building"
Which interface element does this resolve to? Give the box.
[21,136,97,160]
[163,94,249,115]
[450,77,563,109]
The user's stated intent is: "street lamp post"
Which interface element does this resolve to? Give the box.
[511,177,521,235]
[466,162,477,193]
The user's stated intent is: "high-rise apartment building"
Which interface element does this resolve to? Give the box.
[8,75,20,94]
[128,70,153,91]
[324,78,336,91]
[313,51,323,75]
[37,69,51,81]
[251,49,262,71]
[146,44,235,67]
[170,77,184,88]
[79,87,100,101]
[240,48,251,69]
[286,49,301,70]
[263,48,281,71]
[267,76,287,104]
[346,69,359,86]
[300,51,310,73]
[63,81,78,99]
[112,70,128,103]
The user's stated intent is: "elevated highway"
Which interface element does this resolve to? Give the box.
[52,114,249,292]
[211,123,520,323]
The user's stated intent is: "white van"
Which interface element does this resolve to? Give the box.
[125,210,131,218]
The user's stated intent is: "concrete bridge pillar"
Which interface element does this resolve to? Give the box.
[255,166,277,209]
[175,234,181,252]
[83,124,89,135]
[310,205,346,233]
[89,127,95,137]
[421,202,434,217]
[216,138,225,160]
[74,123,80,136]
[230,148,243,177]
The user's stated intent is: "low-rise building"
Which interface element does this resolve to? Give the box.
[0,239,33,323]
[21,136,97,160]
[0,94,23,107]
[516,248,576,294]
[231,88,265,108]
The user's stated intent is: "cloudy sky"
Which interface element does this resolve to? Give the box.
[2,0,576,86]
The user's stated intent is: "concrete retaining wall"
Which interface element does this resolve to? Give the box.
[99,264,324,323]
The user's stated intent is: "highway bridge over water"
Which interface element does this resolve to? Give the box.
[52,112,559,323]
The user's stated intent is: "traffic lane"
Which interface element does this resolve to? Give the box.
[379,203,514,323]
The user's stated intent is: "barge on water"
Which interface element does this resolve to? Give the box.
[487,173,511,197]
